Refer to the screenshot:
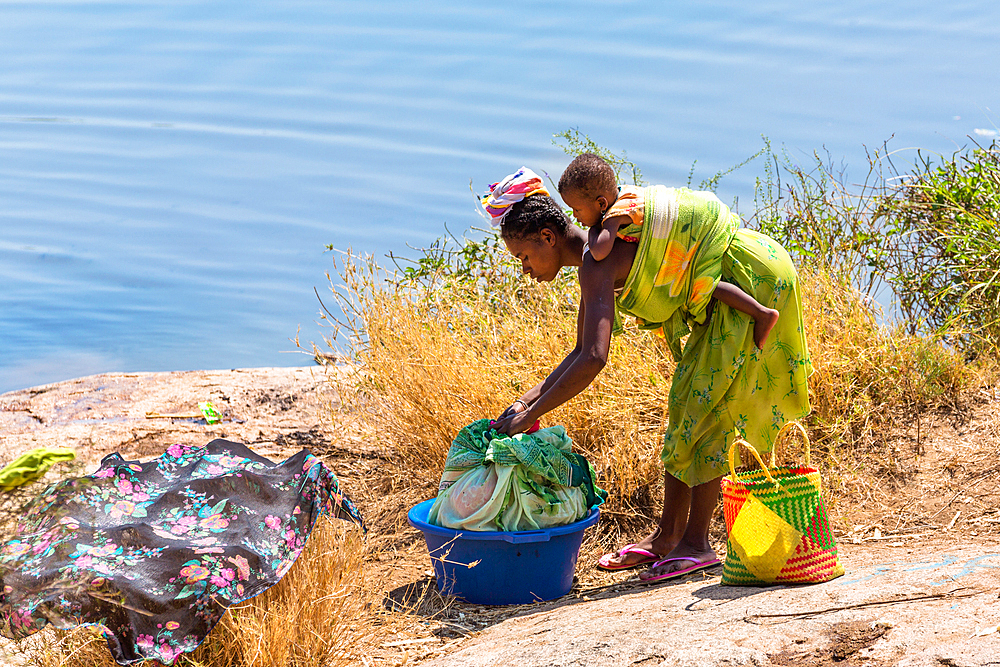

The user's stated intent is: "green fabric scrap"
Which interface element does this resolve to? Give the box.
[0,448,76,491]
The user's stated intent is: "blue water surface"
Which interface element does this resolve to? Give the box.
[1,0,998,393]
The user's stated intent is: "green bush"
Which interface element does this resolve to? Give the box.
[875,141,1000,353]
[749,136,1000,356]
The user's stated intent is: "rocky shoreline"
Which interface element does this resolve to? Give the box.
[0,366,352,475]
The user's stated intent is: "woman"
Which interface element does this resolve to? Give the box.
[486,166,811,582]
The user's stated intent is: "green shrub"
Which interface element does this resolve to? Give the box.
[875,141,1000,353]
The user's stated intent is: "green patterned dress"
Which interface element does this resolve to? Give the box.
[615,186,812,487]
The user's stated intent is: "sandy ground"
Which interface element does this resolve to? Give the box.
[2,368,999,666]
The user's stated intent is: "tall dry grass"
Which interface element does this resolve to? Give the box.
[323,243,982,525]
[800,267,972,454]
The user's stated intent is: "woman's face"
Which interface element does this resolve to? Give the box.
[503,228,562,282]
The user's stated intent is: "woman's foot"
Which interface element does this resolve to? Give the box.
[597,530,673,570]
[638,543,719,582]
[753,307,780,349]
[596,543,661,571]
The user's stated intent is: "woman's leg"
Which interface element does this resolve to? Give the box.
[635,473,721,580]
[599,470,720,569]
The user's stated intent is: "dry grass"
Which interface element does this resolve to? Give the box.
[795,267,998,523]
[325,250,989,527]
[799,267,977,454]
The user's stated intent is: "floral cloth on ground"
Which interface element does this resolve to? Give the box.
[429,419,606,531]
[615,185,812,487]
[0,439,362,666]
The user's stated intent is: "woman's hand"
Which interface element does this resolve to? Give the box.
[495,399,528,423]
[492,399,530,435]
[491,407,536,436]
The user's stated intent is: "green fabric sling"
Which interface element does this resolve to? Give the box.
[615,185,739,361]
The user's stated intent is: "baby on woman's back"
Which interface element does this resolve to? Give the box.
[557,153,779,349]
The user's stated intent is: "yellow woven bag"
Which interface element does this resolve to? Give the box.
[721,422,844,585]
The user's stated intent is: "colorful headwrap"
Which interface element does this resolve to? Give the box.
[481,167,549,227]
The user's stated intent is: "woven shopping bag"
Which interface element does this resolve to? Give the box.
[721,422,844,585]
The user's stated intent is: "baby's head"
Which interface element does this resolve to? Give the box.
[557,153,618,227]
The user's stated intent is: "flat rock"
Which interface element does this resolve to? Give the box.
[421,540,1000,667]
[0,366,351,472]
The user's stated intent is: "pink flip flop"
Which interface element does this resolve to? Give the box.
[639,556,721,583]
[597,544,661,571]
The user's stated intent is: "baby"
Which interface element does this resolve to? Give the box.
[557,153,780,349]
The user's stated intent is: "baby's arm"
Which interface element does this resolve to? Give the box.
[586,215,628,262]
[712,281,780,349]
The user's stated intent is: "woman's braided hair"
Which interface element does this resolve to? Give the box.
[499,194,571,240]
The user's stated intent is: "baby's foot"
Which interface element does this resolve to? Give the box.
[753,308,780,349]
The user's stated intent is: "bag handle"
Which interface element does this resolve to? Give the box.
[771,421,811,468]
[727,424,812,499]
[727,436,778,485]
[727,422,812,482]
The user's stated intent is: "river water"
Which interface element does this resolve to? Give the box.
[2,0,998,393]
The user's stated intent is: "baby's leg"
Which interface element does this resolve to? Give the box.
[712,281,779,349]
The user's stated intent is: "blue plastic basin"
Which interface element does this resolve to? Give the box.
[407,498,600,605]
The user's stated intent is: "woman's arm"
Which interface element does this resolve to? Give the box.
[497,303,584,420]
[495,304,584,421]
[493,257,618,434]
[518,287,590,399]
